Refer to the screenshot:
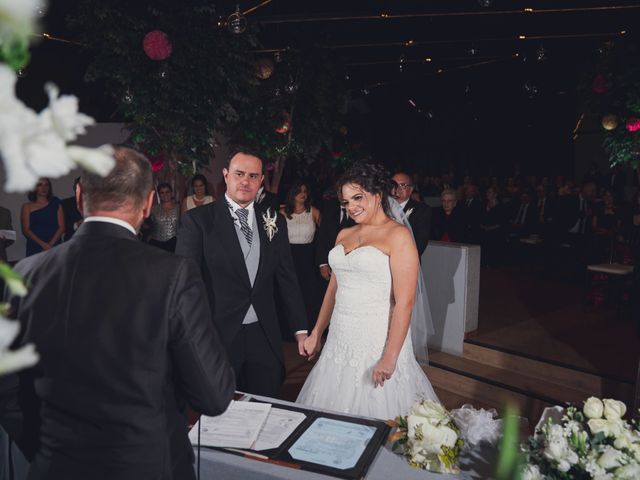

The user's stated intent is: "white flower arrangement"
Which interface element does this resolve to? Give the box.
[521,397,640,479]
[0,0,114,377]
[262,208,278,241]
[390,399,464,473]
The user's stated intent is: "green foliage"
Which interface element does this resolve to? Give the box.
[231,47,348,175]
[0,36,29,70]
[580,41,640,167]
[495,404,523,480]
[69,0,259,170]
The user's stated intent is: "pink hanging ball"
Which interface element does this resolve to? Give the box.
[143,30,173,61]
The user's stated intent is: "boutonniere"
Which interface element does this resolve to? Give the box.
[262,209,278,241]
[405,207,414,218]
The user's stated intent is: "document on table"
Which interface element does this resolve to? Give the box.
[252,407,306,451]
[288,417,376,470]
[0,230,16,241]
[189,400,271,449]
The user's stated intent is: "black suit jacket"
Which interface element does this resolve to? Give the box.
[60,196,82,241]
[403,199,431,255]
[430,206,468,243]
[555,195,592,234]
[5,221,235,480]
[176,200,307,365]
[315,199,352,267]
[255,190,280,213]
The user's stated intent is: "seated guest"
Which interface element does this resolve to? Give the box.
[21,178,64,257]
[391,172,431,255]
[2,146,235,480]
[61,177,83,241]
[181,174,215,213]
[281,181,322,330]
[463,183,482,244]
[430,189,468,243]
[508,189,537,238]
[479,187,506,266]
[149,182,180,252]
[534,184,556,235]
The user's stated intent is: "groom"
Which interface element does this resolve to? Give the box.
[176,148,308,397]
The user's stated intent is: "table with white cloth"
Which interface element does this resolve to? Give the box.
[192,395,498,480]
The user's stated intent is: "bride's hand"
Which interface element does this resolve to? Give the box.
[303,333,322,361]
[372,357,396,388]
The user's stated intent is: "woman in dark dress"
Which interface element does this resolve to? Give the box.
[21,178,64,257]
[280,181,322,331]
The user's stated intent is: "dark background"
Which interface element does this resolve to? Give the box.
[16,0,640,177]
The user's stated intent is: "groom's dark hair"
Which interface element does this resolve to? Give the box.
[225,146,264,172]
[80,146,153,213]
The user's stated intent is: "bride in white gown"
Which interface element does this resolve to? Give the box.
[296,163,438,420]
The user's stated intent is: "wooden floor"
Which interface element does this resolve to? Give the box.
[281,265,639,422]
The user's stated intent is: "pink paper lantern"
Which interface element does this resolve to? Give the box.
[143,30,172,61]
[626,117,640,132]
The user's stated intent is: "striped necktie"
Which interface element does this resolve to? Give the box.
[235,208,253,245]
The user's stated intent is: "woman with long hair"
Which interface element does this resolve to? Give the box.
[296,163,438,420]
[149,183,180,252]
[181,174,215,214]
[21,178,64,257]
[280,180,321,330]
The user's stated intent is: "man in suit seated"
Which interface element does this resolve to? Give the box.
[391,172,431,256]
[2,146,235,480]
[430,189,468,243]
[508,189,537,239]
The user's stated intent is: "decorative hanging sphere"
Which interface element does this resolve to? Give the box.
[123,90,134,104]
[626,117,640,132]
[148,155,165,172]
[592,73,607,94]
[16,68,27,78]
[284,78,298,94]
[601,114,619,131]
[477,0,491,7]
[227,6,247,35]
[143,30,172,61]
[255,58,274,80]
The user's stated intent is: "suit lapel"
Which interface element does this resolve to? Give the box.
[254,206,268,288]
[214,200,252,288]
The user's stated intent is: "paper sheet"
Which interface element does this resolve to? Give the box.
[189,400,271,449]
[0,230,16,241]
[252,407,306,451]
[288,417,376,470]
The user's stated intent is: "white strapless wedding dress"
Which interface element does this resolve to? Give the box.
[296,244,439,420]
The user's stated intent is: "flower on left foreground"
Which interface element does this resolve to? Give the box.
[0,315,38,376]
[0,64,114,193]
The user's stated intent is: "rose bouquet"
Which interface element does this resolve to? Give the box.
[391,399,465,473]
[521,397,640,479]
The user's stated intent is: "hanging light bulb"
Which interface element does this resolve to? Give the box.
[227,5,247,35]
[468,44,478,56]
[16,68,27,78]
[477,0,492,7]
[536,43,547,62]
[398,54,406,73]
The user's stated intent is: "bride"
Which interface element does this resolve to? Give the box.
[296,163,439,420]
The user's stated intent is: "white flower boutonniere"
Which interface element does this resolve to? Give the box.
[405,207,415,218]
[262,209,278,241]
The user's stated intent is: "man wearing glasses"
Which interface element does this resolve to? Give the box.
[391,172,431,256]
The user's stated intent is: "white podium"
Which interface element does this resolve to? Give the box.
[421,241,480,356]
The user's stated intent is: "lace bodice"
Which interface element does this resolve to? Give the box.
[285,210,316,244]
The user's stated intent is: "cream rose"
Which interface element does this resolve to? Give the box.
[597,446,624,470]
[588,419,624,438]
[583,397,604,419]
[602,399,626,421]
[615,463,640,479]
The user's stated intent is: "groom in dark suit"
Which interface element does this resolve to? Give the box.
[2,146,235,480]
[176,148,308,398]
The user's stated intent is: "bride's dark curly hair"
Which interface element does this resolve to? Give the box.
[336,162,394,217]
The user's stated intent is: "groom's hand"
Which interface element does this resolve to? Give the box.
[295,332,308,357]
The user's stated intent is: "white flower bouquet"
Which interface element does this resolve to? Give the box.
[521,397,640,479]
[390,399,464,473]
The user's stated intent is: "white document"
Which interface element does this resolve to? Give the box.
[189,400,271,449]
[252,408,306,451]
[0,230,16,241]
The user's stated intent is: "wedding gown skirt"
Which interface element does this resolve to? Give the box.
[296,245,438,420]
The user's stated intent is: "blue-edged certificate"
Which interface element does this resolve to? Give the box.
[288,418,376,469]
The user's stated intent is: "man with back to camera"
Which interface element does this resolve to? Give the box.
[1,146,235,480]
